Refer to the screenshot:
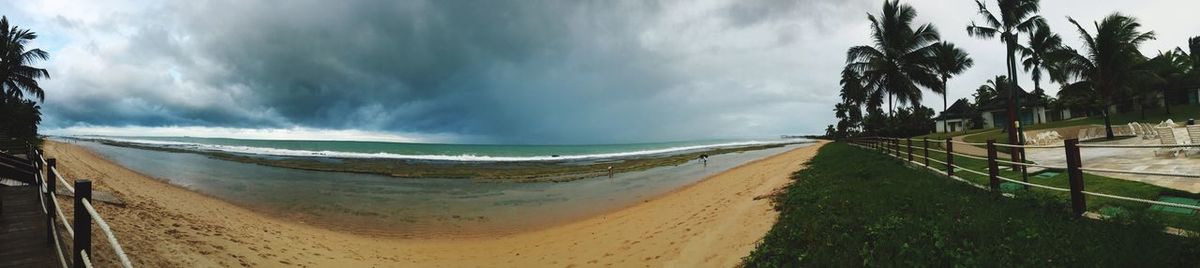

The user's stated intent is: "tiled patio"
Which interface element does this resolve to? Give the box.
[1025,136,1200,193]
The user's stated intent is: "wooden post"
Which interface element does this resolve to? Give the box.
[894,138,901,157]
[46,159,57,245]
[73,180,92,268]
[945,138,954,177]
[923,138,929,166]
[986,140,1000,192]
[1020,146,1031,190]
[906,138,913,162]
[888,138,894,156]
[1064,139,1086,216]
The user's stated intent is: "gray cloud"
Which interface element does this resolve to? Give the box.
[30,0,1197,144]
[23,0,877,143]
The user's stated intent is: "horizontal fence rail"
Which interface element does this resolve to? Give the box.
[845,136,1200,218]
[21,144,136,268]
[1078,167,1200,179]
[1077,143,1200,148]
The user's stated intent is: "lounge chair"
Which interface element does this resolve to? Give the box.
[1155,127,1182,157]
[1140,123,1155,139]
[1187,125,1200,158]
[1144,123,1159,139]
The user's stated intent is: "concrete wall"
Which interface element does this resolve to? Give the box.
[935,119,965,133]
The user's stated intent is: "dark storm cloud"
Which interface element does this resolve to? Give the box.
[30,0,876,143]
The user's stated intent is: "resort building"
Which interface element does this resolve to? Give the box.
[1191,87,1200,104]
[933,99,973,133]
[977,89,1074,129]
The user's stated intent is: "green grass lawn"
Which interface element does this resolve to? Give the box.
[911,128,993,141]
[743,143,1200,267]
[891,140,1200,230]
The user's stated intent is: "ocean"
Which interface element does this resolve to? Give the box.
[78,136,804,161]
[61,137,812,237]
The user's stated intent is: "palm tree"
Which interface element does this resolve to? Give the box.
[840,66,871,108]
[1056,13,1156,140]
[846,0,941,118]
[1140,49,1191,115]
[967,0,1042,147]
[1190,37,1200,71]
[930,42,974,133]
[1189,37,1200,85]
[0,16,50,102]
[1018,25,1066,123]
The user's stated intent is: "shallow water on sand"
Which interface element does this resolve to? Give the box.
[73,141,809,237]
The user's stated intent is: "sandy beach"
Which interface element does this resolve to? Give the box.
[44,140,826,267]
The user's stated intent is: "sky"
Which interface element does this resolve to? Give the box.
[2,0,1197,144]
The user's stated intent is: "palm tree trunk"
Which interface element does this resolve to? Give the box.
[1103,107,1115,140]
[1164,87,1172,115]
[1033,78,1041,124]
[942,78,948,133]
[1140,99,1147,120]
[1004,36,1023,170]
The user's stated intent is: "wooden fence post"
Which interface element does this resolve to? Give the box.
[889,138,895,156]
[1064,139,1086,216]
[906,138,913,162]
[923,138,929,167]
[986,140,1000,192]
[46,158,57,244]
[945,138,954,177]
[73,180,92,268]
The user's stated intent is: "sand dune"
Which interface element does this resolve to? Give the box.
[44,140,825,267]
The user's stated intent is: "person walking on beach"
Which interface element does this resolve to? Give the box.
[699,154,708,167]
[607,166,613,178]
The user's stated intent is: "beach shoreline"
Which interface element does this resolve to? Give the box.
[78,137,804,182]
[45,139,827,267]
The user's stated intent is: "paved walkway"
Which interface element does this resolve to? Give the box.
[1025,137,1200,193]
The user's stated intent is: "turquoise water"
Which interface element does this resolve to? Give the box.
[71,140,812,237]
[83,136,799,161]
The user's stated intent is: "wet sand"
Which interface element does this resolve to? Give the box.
[44,140,826,267]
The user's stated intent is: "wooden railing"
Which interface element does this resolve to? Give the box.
[847,136,1200,216]
[16,142,134,268]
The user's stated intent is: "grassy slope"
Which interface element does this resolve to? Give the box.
[743,143,1200,267]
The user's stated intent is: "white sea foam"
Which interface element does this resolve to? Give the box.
[82,137,808,162]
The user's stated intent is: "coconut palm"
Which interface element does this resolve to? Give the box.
[0,97,41,138]
[1140,49,1191,115]
[930,42,974,133]
[0,16,50,101]
[967,0,1042,146]
[1056,13,1156,140]
[846,0,941,117]
[1018,25,1065,105]
[840,66,871,108]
